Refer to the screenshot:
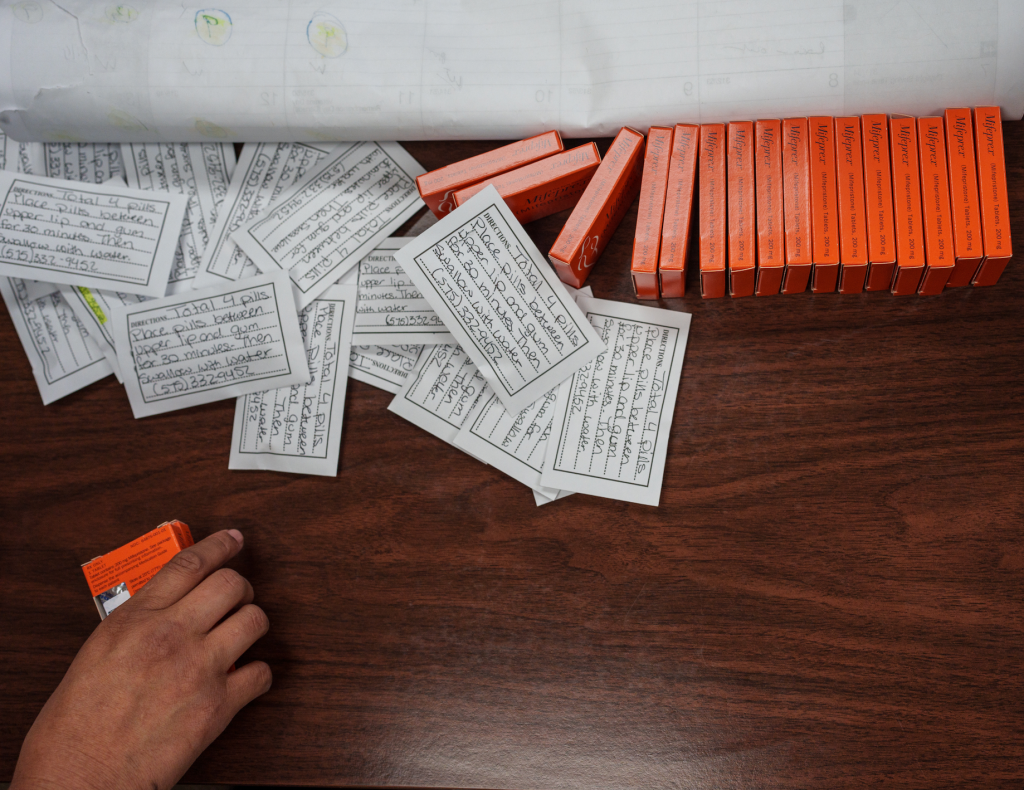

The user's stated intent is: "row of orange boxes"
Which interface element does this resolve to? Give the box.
[632,107,1011,298]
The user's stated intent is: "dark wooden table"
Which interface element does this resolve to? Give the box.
[2,124,1023,790]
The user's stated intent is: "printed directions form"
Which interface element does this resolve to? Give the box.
[111,269,307,418]
[43,143,124,184]
[541,297,691,507]
[230,283,357,476]
[232,141,425,306]
[0,171,187,296]
[349,343,426,395]
[352,237,455,346]
[388,344,487,447]
[60,285,149,382]
[0,277,112,404]
[193,142,333,289]
[122,143,236,293]
[396,186,604,414]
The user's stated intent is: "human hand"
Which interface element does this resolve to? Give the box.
[11,529,271,790]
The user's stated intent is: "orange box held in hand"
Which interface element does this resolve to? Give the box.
[861,114,896,291]
[781,118,812,294]
[834,117,868,294]
[754,119,785,296]
[630,127,673,299]
[943,108,984,286]
[889,116,926,295]
[917,117,956,295]
[658,124,699,298]
[454,142,601,225]
[699,123,727,299]
[548,127,645,289]
[416,130,564,218]
[808,116,839,293]
[82,521,194,620]
[727,121,756,298]
[973,107,1013,286]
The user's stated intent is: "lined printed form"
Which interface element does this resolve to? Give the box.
[542,297,691,507]
[60,286,149,381]
[194,142,333,289]
[111,270,307,418]
[349,343,425,395]
[122,143,236,292]
[1,131,44,175]
[233,141,425,306]
[397,186,603,414]
[0,277,112,404]
[351,237,454,346]
[0,171,187,296]
[231,283,356,476]
[44,143,124,184]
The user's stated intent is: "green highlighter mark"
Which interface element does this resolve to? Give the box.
[78,287,107,324]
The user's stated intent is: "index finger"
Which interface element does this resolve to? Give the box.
[133,529,244,610]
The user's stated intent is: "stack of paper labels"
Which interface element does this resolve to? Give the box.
[0,133,691,507]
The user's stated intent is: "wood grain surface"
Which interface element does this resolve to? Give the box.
[1,126,1022,790]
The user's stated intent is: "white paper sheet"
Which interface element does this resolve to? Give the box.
[192,142,334,290]
[43,143,123,183]
[387,343,487,447]
[396,186,604,414]
[541,297,691,506]
[0,171,187,296]
[533,488,573,506]
[1,130,44,175]
[230,283,356,475]
[0,277,112,403]
[348,343,426,395]
[232,141,425,307]
[59,285,150,382]
[1,1,1020,144]
[122,143,236,293]
[350,237,456,347]
[110,269,308,418]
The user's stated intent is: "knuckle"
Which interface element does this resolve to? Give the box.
[242,604,270,636]
[215,568,247,597]
[251,661,273,693]
[167,548,204,576]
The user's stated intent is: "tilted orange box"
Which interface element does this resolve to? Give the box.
[861,114,896,291]
[727,121,756,298]
[454,143,600,225]
[808,116,839,294]
[630,127,674,299]
[973,106,1013,286]
[917,117,956,295]
[943,108,984,286]
[781,118,812,294]
[548,127,645,289]
[658,124,699,298]
[82,521,194,620]
[889,116,926,295]
[754,119,785,296]
[417,130,564,218]
[834,117,868,294]
[699,123,727,299]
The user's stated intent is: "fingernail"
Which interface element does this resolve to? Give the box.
[227,529,244,547]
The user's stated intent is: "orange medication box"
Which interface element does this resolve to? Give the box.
[658,124,699,297]
[808,116,840,293]
[699,123,727,298]
[549,127,645,289]
[889,116,925,295]
[454,143,600,225]
[781,118,812,294]
[754,119,785,296]
[973,106,1013,286]
[834,117,868,294]
[861,115,896,291]
[631,127,673,299]
[727,121,755,298]
[943,108,984,286]
[917,117,955,295]
[82,521,194,620]
[417,131,563,218]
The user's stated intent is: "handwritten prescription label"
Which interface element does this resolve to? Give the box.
[0,171,187,296]
[349,343,426,394]
[111,269,308,418]
[397,186,603,414]
[541,296,691,507]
